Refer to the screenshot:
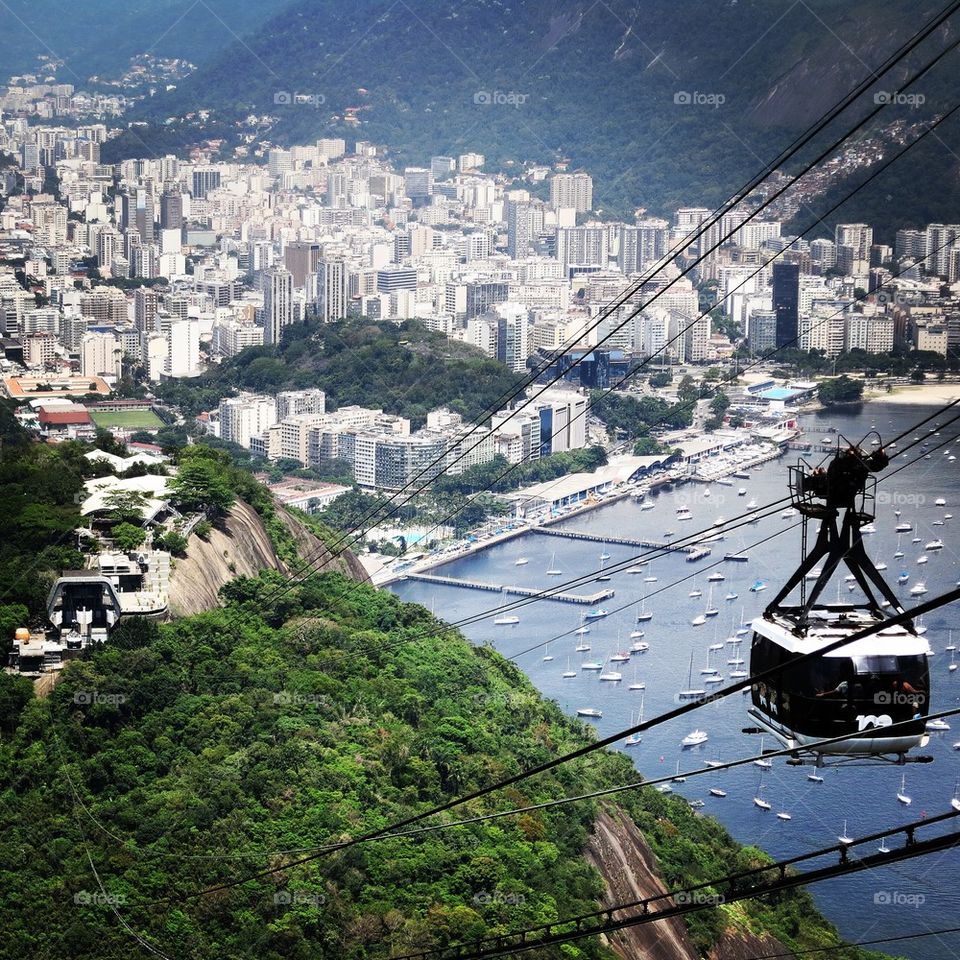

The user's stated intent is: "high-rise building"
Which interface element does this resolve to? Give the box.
[496,307,529,373]
[376,267,417,294]
[316,258,348,322]
[403,167,432,201]
[262,267,294,345]
[925,224,960,277]
[167,318,199,377]
[121,187,155,244]
[219,393,278,448]
[268,149,293,177]
[95,228,120,270]
[284,242,321,289]
[316,138,346,159]
[809,238,837,269]
[619,219,669,273]
[159,191,183,230]
[550,172,593,213]
[835,223,873,261]
[556,226,608,272]
[191,168,221,199]
[134,288,158,334]
[276,389,326,419]
[430,156,456,179]
[507,200,544,259]
[749,310,778,354]
[772,262,800,349]
[81,331,120,378]
[465,281,509,319]
[895,229,926,263]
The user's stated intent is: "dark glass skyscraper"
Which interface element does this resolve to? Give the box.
[772,262,800,349]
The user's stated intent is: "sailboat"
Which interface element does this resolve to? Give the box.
[514,553,529,566]
[807,772,824,783]
[878,836,891,854]
[672,759,687,782]
[753,780,772,811]
[894,533,904,559]
[704,584,719,617]
[596,557,612,582]
[689,580,703,598]
[562,656,576,678]
[624,704,643,746]
[896,773,911,805]
[599,542,610,561]
[643,561,658,583]
[678,651,706,699]
[546,552,562,575]
[838,820,854,845]
[542,641,553,662]
[493,588,520,625]
[628,664,646,690]
[636,595,653,622]
[777,803,792,821]
[753,736,773,769]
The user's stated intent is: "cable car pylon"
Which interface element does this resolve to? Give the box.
[748,434,932,765]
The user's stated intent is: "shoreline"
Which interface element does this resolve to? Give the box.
[375,440,788,586]
[867,383,960,406]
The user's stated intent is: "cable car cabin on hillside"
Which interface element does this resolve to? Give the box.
[749,605,930,757]
[747,436,931,763]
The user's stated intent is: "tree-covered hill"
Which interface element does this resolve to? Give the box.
[156,319,523,427]
[122,0,960,219]
[0,0,290,77]
[0,571,890,959]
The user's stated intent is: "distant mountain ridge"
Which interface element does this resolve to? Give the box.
[127,0,960,222]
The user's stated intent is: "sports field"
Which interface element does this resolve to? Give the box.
[89,409,164,430]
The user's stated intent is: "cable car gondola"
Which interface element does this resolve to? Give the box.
[747,435,931,764]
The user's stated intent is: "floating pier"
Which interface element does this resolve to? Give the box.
[530,527,711,562]
[406,573,615,604]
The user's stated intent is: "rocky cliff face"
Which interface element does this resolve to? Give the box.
[586,806,700,960]
[168,500,365,617]
[586,805,794,960]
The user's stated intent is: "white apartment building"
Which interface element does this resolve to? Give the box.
[219,393,278,448]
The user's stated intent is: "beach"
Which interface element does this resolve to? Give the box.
[868,382,960,405]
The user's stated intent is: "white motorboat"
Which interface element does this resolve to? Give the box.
[681,729,709,747]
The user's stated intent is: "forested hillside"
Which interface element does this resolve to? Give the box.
[154,319,523,426]
[122,0,960,219]
[0,571,887,959]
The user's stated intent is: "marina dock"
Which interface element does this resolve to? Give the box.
[406,573,615,604]
[530,527,711,562]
